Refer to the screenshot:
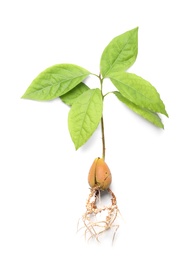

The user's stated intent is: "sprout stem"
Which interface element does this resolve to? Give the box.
[101,116,105,160]
[99,74,106,160]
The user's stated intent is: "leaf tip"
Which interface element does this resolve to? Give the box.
[75,144,80,151]
[163,109,169,118]
[132,26,139,34]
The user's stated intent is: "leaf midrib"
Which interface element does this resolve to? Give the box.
[114,91,163,127]
[104,40,130,77]
[28,73,88,97]
[111,77,158,107]
[76,89,98,148]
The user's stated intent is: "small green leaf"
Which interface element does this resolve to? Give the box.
[100,27,138,78]
[114,91,164,128]
[60,82,89,106]
[22,64,90,101]
[109,72,168,116]
[68,88,103,150]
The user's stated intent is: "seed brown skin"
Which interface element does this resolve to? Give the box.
[88,157,112,190]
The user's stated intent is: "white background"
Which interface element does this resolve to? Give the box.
[0,0,193,259]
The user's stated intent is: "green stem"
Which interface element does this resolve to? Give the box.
[101,116,105,160]
[99,74,106,160]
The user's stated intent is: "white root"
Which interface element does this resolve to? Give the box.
[78,187,119,244]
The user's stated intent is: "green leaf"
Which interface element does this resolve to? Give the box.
[100,27,138,78]
[22,64,90,101]
[60,82,89,106]
[68,88,103,150]
[109,72,168,116]
[114,91,164,128]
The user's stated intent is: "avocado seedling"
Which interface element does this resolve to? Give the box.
[22,27,168,243]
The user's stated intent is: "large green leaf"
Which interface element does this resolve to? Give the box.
[60,82,89,106]
[68,88,103,150]
[114,91,164,128]
[22,64,90,101]
[100,27,138,78]
[109,72,168,116]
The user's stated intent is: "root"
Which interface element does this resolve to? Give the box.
[78,187,119,244]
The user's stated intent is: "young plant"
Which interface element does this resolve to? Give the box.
[22,27,168,242]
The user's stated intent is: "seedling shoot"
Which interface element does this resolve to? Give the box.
[22,27,168,243]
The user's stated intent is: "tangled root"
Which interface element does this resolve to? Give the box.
[78,187,119,244]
